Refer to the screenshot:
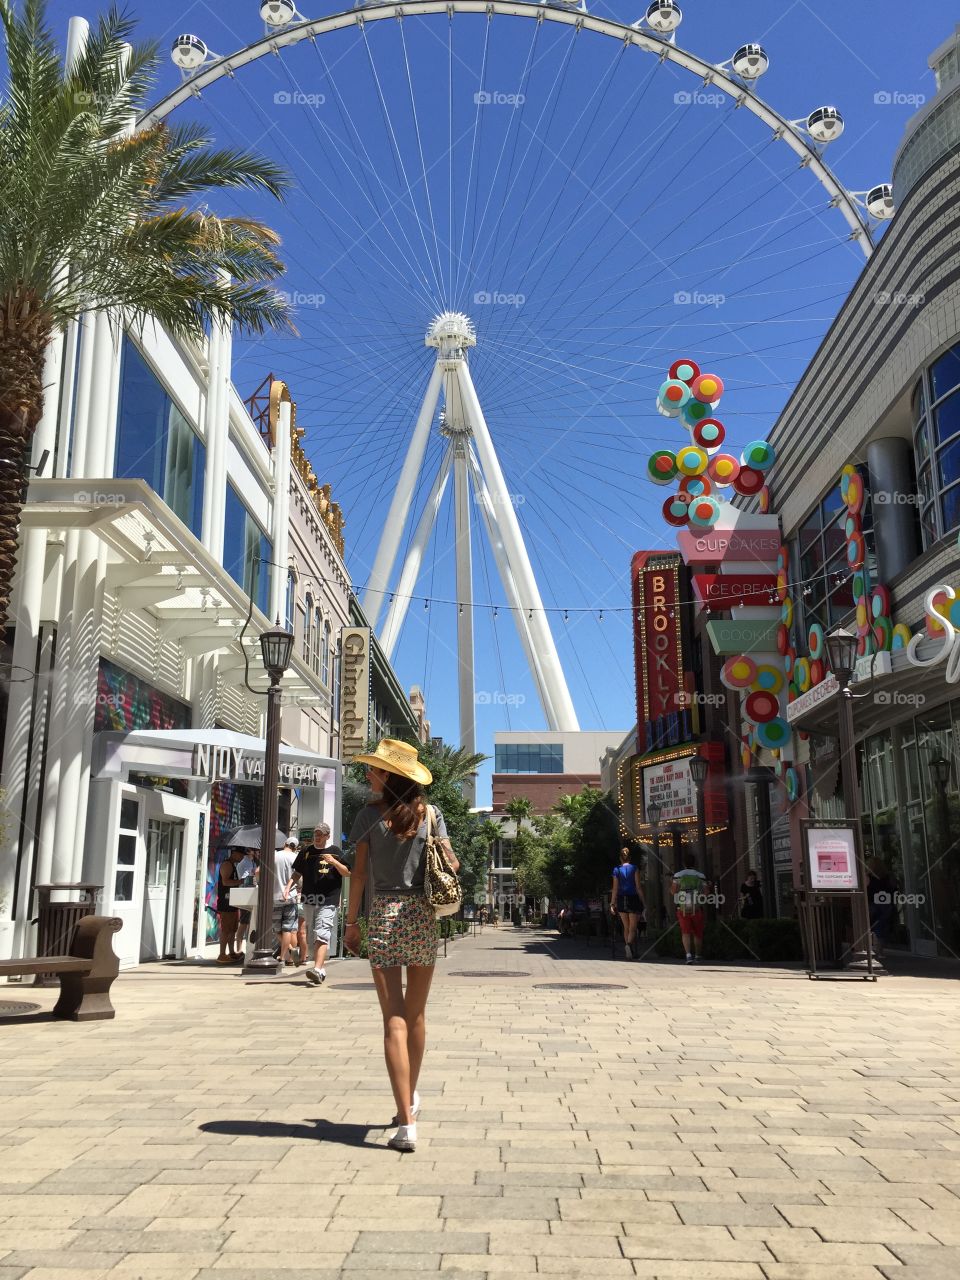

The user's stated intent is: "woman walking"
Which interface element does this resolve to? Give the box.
[610,846,645,960]
[344,739,458,1153]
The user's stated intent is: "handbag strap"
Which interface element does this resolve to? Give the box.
[426,804,435,838]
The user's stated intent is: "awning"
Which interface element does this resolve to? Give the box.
[21,477,328,706]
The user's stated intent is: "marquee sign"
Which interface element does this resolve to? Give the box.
[632,552,691,754]
[192,744,327,787]
[340,627,371,762]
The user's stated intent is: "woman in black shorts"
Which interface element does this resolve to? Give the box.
[610,847,645,960]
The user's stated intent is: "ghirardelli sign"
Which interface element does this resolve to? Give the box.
[340,627,371,762]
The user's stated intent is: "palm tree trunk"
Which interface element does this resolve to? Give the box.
[0,291,50,632]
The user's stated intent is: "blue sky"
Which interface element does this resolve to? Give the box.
[44,0,949,800]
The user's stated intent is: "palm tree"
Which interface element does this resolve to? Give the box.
[0,1,293,627]
[421,742,486,792]
[505,795,534,840]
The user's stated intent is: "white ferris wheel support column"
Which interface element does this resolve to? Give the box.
[456,359,580,732]
[379,442,454,660]
[453,438,477,806]
[467,445,558,728]
[362,360,443,629]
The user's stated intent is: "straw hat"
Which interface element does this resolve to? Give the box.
[355,738,433,785]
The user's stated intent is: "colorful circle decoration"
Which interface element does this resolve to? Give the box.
[846,532,865,568]
[741,440,776,471]
[753,664,785,694]
[669,358,700,384]
[776,624,790,655]
[928,590,950,636]
[663,493,691,527]
[676,444,709,476]
[658,378,692,415]
[808,622,824,660]
[707,453,740,486]
[688,495,722,528]
[855,598,869,630]
[840,463,857,501]
[844,470,864,514]
[647,450,678,484]
[776,567,789,602]
[809,657,825,686]
[785,767,800,802]
[759,486,771,513]
[681,398,711,427]
[891,622,912,650]
[756,717,791,749]
[784,647,796,677]
[777,544,790,573]
[691,372,724,403]
[873,617,893,650]
[721,656,758,689]
[852,570,865,599]
[733,466,765,496]
[869,585,890,618]
[795,656,811,692]
[745,690,780,723]
[844,514,859,540]
[679,474,713,498]
[693,418,725,450]
[740,742,752,770]
[781,596,794,628]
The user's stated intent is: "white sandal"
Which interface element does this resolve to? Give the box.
[388,1123,416,1152]
[391,1089,420,1126]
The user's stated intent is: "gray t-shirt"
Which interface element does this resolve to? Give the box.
[274,849,297,903]
[348,803,448,894]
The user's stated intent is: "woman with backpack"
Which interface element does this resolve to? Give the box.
[345,739,459,1153]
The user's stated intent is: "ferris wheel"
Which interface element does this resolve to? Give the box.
[142,2,895,790]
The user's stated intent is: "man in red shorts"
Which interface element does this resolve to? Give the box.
[671,850,709,964]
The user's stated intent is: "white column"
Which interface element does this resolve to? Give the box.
[201,283,232,562]
[457,362,579,731]
[269,399,292,623]
[380,444,453,660]
[467,446,557,727]
[363,361,443,629]
[454,442,477,807]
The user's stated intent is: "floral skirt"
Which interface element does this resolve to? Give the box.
[368,894,438,969]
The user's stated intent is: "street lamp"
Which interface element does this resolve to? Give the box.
[244,620,295,975]
[930,754,952,790]
[826,622,873,965]
[688,753,709,879]
[648,801,663,929]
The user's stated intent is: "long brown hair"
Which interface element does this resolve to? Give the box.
[378,771,426,839]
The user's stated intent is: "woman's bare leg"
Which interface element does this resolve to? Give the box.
[372,966,414,1124]
[404,965,435,1098]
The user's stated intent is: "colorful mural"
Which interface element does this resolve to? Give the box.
[203,781,262,940]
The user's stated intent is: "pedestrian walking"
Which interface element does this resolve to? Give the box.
[234,849,257,954]
[610,847,645,959]
[344,738,459,1153]
[671,851,710,964]
[738,870,764,919]
[289,823,351,985]
[274,838,300,967]
[216,852,241,964]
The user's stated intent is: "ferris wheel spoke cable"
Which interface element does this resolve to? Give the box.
[397,17,447,305]
[453,11,491,309]
[311,41,443,307]
[359,23,445,305]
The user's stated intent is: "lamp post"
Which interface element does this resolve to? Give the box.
[244,621,295,975]
[825,623,872,964]
[648,801,663,929]
[688,753,709,879]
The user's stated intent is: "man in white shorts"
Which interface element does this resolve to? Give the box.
[288,823,350,985]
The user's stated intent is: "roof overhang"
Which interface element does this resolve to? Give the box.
[93,727,341,787]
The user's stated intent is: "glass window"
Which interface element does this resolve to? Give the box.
[115,339,204,536]
[931,343,960,403]
[322,623,331,686]
[912,378,925,423]
[942,483,960,536]
[935,389,960,451]
[224,483,271,615]
[921,504,939,547]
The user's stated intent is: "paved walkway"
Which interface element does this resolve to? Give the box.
[3,927,960,1279]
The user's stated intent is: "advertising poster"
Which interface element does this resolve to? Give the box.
[643,757,696,823]
[806,825,859,891]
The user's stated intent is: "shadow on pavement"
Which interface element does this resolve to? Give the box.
[200,1117,388,1148]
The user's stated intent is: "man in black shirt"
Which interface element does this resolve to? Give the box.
[287,823,350,985]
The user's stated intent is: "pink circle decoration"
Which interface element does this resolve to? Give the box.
[707,453,740,486]
[691,372,724,403]
[776,624,790,655]
[745,690,780,723]
[721,656,758,689]
[871,585,892,617]
[809,657,825,685]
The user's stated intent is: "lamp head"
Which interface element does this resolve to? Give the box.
[826,624,858,687]
[260,620,295,680]
[688,754,709,787]
[647,801,662,828]
[930,754,952,789]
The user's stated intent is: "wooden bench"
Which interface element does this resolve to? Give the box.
[0,915,122,1021]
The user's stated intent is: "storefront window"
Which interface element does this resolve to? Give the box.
[224,482,271,615]
[793,467,873,638]
[115,339,205,536]
[935,390,960,449]
[930,342,960,403]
